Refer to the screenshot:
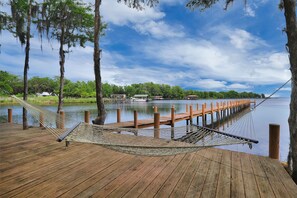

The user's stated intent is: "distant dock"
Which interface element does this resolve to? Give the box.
[106,99,254,129]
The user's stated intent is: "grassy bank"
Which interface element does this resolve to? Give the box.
[0,96,112,105]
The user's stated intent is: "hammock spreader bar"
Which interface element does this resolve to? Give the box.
[192,125,259,144]
[57,122,81,142]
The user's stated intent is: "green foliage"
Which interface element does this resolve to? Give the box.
[0,71,22,95]
[0,71,263,99]
[37,0,103,50]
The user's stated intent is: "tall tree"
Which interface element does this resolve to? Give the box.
[38,0,98,114]
[92,0,158,125]
[186,0,297,182]
[5,0,38,129]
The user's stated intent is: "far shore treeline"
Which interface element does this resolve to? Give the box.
[0,71,263,99]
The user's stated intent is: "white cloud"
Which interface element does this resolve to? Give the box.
[194,79,227,89]
[100,1,185,39]
[139,26,290,86]
[244,4,256,17]
[228,83,251,90]
[101,1,164,26]
[227,29,266,50]
[133,20,185,39]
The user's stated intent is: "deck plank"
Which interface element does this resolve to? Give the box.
[231,151,245,197]
[1,123,297,197]
[216,149,231,198]
[185,148,214,198]
[241,152,260,198]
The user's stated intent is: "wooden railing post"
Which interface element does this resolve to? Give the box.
[134,110,138,128]
[59,111,65,129]
[171,105,175,127]
[153,106,158,113]
[196,104,199,125]
[154,112,160,138]
[216,102,220,128]
[8,108,12,123]
[269,124,280,160]
[117,108,121,123]
[202,104,205,126]
[40,113,44,128]
[189,105,193,125]
[84,111,90,124]
[210,103,214,128]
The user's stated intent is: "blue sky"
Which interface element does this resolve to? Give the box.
[0,0,292,96]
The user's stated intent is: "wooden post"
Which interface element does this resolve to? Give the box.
[134,110,138,128]
[171,105,175,127]
[8,108,12,123]
[117,108,121,123]
[269,124,280,160]
[216,102,220,129]
[39,113,44,128]
[84,111,90,124]
[189,105,193,125]
[202,104,205,126]
[210,103,214,128]
[196,104,199,125]
[154,112,160,138]
[59,111,65,129]
[153,106,158,113]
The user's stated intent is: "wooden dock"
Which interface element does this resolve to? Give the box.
[1,123,296,197]
[106,100,253,129]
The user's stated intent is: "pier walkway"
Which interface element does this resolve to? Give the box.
[1,123,297,197]
[106,99,252,129]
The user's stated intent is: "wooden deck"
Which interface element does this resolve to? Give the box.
[1,123,297,197]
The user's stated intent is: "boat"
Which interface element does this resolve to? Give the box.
[131,94,148,102]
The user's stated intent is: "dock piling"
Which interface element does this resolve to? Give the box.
[154,106,158,113]
[40,113,44,128]
[134,110,138,128]
[269,124,280,160]
[190,105,193,125]
[8,108,12,123]
[202,104,205,126]
[154,112,160,138]
[117,109,121,123]
[84,111,90,124]
[171,105,175,127]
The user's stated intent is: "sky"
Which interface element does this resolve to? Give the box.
[0,0,292,97]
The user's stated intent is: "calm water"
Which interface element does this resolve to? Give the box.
[0,98,290,161]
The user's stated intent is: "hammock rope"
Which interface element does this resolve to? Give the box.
[9,95,261,156]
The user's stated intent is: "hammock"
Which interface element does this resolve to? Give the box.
[10,95,258,156]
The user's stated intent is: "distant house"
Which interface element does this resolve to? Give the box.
[185,95,198,100]
[111,94,126,100]
[153,96,164,100]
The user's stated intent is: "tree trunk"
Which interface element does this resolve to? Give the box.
[93,0,106,125]
[283,0,297,183]
[23,0,32,130]
[57,27,65,114]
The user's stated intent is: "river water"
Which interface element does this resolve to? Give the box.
[0,98,290,161]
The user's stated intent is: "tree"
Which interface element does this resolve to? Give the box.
[5,0,39,129]
[92,0,158,125]
[186,0,297,182]
[38,0,96,114]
